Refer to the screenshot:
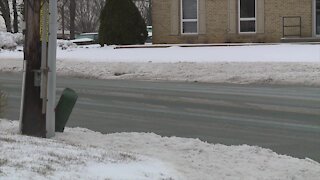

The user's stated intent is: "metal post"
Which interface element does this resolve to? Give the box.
[19,60,26,133]
[46,0,58,138]
[283,17,285,38]
[299,17,302,37]
[40,0,48,115]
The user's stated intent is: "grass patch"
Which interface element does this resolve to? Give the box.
[0,136,17,143]
[32,164,55,176]
[0,159,8,167]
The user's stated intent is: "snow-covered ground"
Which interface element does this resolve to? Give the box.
[1,119,320,180]
[1,43,320,86]
[2,43,320,63]
[1,35,319,179]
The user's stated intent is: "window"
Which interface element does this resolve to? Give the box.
[316,0,320,35]
[239,0,256,33]
[181,0,198,34]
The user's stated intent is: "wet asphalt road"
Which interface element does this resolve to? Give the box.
[0,72,319,162]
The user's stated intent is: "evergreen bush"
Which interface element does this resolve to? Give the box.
[99,0,148,45]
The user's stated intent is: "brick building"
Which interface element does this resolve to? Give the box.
[152,0,320,43]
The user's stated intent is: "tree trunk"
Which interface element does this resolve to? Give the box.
[13,0,19,33]
[61,6,65,39]
[147,0,152,25]
[0,0,12,32]
[69,0,76,39]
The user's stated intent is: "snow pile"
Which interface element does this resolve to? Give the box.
[11,33,24,46]
[0,120,180,180]
[57,40,77,50]
[1,119,320,180]
[0,32,23,50]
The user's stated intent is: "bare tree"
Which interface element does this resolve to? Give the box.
[58,0,69,39]
[0,0,12,32]
[12,0,18,33]
[57,0,105,34]
[57,0,151,36]
[133,0,152,25]
[69,0,75,39]
[75,0,105,33]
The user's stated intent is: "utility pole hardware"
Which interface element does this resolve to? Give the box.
[20,0,57,138]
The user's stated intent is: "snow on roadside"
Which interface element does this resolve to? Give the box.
[58,44,320,63]
[2,44,320,62]
[0,44,320,85]
[0,119,181,180]
[1,119,320,180]
[1,59,320,86]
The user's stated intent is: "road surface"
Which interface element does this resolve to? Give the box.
[0,72,319,162]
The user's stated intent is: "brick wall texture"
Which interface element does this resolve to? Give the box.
[152,0,313,43]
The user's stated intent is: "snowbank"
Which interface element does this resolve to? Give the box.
[0,32,23,50]
[44,44,320,63]
[0,120,180,180]
[1,119,320,180]
[0,44,320,85]
[1,59,320,86]
[0,33,75,50]
[57,40,77,50]
[2,44,320,62]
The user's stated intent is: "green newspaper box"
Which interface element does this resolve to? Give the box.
[55,88,78,132]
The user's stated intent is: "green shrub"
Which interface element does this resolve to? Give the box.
[99,0,148,45]
[0,90,7,118]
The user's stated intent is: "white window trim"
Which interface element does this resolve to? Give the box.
[181,0,199,35]
[238,0,257,34]
[313,0,320,37]
[313,0,316,37]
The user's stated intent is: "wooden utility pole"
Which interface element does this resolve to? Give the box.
[21,0,46,137]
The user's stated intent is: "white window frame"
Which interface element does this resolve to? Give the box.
[313,0,316,36]
[238,0,257,34]
[181,0,199,35]
[313,0,320,37]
